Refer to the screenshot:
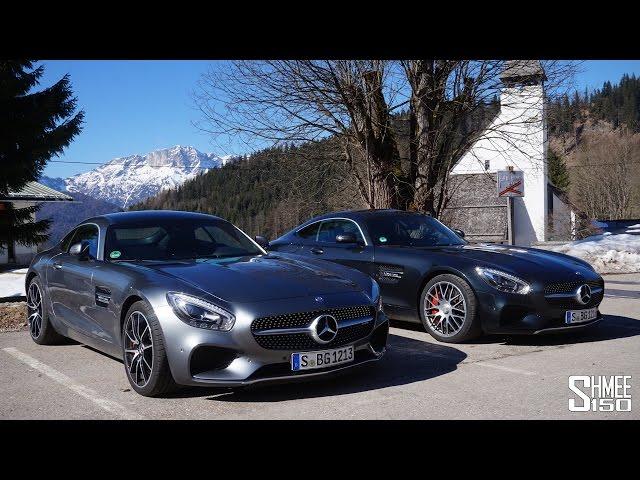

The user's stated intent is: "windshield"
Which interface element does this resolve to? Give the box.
[364,213,466,247]
[104,218,263,262]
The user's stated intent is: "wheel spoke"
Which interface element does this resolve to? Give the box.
[124,310,153,387]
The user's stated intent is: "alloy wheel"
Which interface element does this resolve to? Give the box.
[124,311,154,387]
[27,282,43,339]
[424,281,467,337]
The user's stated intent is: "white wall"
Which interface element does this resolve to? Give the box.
[451,82,548,246]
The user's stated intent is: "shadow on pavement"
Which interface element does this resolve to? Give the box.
[500,315,640,346]
[168,334,465,402]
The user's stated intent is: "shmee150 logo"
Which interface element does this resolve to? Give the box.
[569,375,632,412]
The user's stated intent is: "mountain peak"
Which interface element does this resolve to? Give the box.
[61,145,224,208]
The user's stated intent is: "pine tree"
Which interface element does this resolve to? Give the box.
[0,61,84,255]
[547,148,570,191]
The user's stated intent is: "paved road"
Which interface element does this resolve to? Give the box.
[1,273,639,419]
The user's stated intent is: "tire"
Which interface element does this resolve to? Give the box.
[27,277,65,345]
[122,301,177,397]
[419,273,481,343]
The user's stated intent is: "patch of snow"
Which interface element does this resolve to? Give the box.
[546,234,640,274]
[0,268,27,298]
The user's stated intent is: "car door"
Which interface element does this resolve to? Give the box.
[301,218,375,277]
[47,224,103,339]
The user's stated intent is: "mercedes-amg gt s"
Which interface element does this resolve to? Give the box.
[25,211,388,396]
[268,209,605,343]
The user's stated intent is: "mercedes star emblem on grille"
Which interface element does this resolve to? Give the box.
[309,314,339,344]
[575,284,592,305]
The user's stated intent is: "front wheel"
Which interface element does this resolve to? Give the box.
[122,301,176,397]
[27,277,65,345]
[419,274,481,343]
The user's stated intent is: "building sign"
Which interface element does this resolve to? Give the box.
[497,170,524,197]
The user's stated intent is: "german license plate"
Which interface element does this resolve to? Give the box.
[291,345,354,371]
[565,308,598,324]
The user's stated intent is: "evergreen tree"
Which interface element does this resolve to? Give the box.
[547,147,570,191]
[0,61,84,255]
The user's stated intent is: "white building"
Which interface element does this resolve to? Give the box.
[449,60,574,246]
[1,181,73,265]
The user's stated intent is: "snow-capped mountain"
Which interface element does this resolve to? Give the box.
[49,146,226,209]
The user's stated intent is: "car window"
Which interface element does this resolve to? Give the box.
[317,219,364,244]
[59,229,77,252]
[296,222,321,240]
[70,224,100,259]
[105,218,262,261]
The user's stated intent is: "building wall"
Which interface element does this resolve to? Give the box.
[451,82,548,246]
[1,200,38,265]
[549,191,574,241]
[441,173,508,243]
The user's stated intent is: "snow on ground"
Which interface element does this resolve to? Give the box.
[0,268,27,298]
[545,233,640,274]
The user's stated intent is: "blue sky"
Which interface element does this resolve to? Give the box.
[40,60,640,179]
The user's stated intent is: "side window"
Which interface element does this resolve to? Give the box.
[59,229,77,252]
[296,222,321,241]
[317,219,364,244]
[70,225,100,259]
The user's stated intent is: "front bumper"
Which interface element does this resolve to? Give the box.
[154,293,389,387]
[476,281,604,335]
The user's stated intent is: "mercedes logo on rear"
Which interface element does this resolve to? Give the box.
[309,314,338,344]
[575,284,592,305]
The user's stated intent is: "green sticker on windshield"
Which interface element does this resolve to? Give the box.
[109,250,121,259]
[379,236,387,243]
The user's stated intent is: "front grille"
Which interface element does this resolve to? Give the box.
[251,305,375,351]
[544,279,604,309]
[251,305,373,332]
[543,279,603,295]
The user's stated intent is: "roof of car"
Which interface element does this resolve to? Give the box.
[308,209,426,222]
[88,210,224,225]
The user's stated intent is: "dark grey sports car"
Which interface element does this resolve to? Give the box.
[268,209,605,343]
[25,211,388,396]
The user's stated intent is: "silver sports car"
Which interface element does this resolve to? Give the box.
[25,211,388,396]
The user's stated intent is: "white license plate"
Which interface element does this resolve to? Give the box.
[565,308,598,324]
[291,345,354,371]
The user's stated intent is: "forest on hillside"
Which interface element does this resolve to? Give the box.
[133,74,640,239]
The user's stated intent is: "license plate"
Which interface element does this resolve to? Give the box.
[291,345,354,371]
[565,308,598,324]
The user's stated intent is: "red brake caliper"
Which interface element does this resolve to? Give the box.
[430,290,440,318]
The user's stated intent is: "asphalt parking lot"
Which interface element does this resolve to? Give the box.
[1,272,638,420]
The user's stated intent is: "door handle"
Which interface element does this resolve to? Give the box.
[310,247,324,255]
[52,262,63,270]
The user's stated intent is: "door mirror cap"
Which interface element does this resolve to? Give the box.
[69,241,91,259]
[336,233,359,244]
[453,228,466,238]
[255,235,270,250]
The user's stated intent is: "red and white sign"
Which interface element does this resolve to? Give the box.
[497,170,524,197]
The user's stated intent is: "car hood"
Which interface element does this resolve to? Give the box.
[141,254,362,303]
[418,243,598,280]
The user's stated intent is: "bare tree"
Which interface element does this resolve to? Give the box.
[570,128,640,220]
[193,59,578,217]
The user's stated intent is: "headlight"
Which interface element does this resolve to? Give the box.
[369,280,382,310]
[475,267,531,294]
[166,292,235,331]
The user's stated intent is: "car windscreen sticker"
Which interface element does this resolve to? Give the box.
[379,236,387,243]
[109,250,121,259]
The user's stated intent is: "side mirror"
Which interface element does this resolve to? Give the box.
[453,229,466,238]
[336,233,358,244]
[255,235,270,250]
[69,241,91,259]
